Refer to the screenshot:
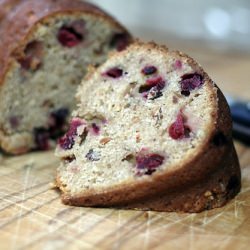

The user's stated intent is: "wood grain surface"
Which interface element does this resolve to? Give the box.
[0,43,250,250]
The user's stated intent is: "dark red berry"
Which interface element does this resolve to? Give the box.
[181,90,191,96]
[34,128,50,150]
[141,66,157,75]
[169,112,191,140]
[104,67,123,78]
[49,108,69,139]
[110,33,130,51]
[180,73,203,96]
[174,60,182,70]
[51,108,69,125]
[139,76,165,93]
[136,152,164,175]
[57,21,85,47]
[139,76,165,100]
[58,118,85,150]
[91,123,100,135]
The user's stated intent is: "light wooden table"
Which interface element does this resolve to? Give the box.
[0,44,250,250]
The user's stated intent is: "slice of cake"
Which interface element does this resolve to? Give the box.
[55,42,241,213]
[0,0,132,154]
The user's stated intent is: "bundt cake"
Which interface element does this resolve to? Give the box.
[0,0,132,154]
[55,41,241,213]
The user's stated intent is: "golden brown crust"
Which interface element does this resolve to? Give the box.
[56,41,240,212]
[0,0,131,85]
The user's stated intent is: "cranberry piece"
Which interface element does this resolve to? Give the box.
[169,113,191,140]
[174,60,182,70]
[180,73,203,96]
[51,108,69,124]
[104,67,123,78]
[49,108,69,139]
[141,66,157,75]
[58,118,85,150]
[91,123,100,135]
[146,76,165,87]
[139,76,165,93]
[57,21,85,48]
[110,33,130,51]
[18,40,43,71]
[34,128,50,150]
[139,76,165,100]
[136,153,164,175]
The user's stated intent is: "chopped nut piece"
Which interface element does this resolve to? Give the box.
[100,137,111,145]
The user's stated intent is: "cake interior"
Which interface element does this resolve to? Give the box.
[0,13,129,150]
[56,45,217,195]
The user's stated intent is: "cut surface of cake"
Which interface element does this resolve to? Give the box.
[0,0,132,154]
[55,42,241,213]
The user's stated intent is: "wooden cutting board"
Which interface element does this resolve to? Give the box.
[0,141,249,250]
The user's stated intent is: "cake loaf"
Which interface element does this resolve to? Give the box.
[0,0,132,154]
[55,42,241,213]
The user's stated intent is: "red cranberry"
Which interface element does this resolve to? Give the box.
[104,67,123,78]
[180,73,203,96]
[141,66,157,75]
[49,108,69,139]
[58,118,85,150]
[136,152,164,175]
[57,21,85,47]
[169,112,191,140]
[91,123,100,135]
[110,33,130,51]
[174,60,182,70]
[139,76,165,93]
[34,128,50,150]
[139,76,165,100]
